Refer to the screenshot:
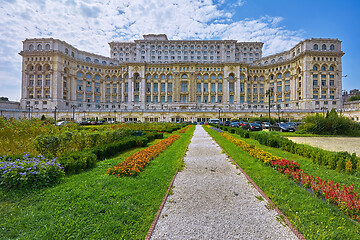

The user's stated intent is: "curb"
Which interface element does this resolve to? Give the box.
[214,138,306,240]
[145,170,179,240]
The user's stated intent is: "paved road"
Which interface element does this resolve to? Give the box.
[151,125,298,239]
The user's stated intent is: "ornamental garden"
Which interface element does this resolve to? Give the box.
[1,116,359,239]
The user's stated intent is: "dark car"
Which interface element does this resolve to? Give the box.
[270,123,296,132]
[242,122,262,131]
[224,121,231,126]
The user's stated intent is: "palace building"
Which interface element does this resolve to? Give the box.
[18,34,345,122]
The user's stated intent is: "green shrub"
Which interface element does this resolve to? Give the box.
[57,151,97,174]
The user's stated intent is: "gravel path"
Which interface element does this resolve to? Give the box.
[287,137,360,157]
[151,125,298,240]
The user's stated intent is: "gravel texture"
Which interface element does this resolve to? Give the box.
[287,137,360,157]
[151,126,298,240]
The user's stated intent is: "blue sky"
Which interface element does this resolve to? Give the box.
[0,0,359,101]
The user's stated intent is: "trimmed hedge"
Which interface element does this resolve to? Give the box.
[57,132,164,174]
[224,126,360,173]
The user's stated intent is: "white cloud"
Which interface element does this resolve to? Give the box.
[0,0,303,101]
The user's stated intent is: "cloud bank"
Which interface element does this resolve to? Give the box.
[0,0,303,101]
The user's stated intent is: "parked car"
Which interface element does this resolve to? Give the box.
[242,122,262,131]
[270,123,296,132]
[230,121,240,128]
[239,121,248,127]
[55,121,67,126]
[261,122,270,129]
[224,121,231,126]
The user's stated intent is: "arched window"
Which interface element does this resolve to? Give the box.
[113,48,117,52]
[125,74,128,79]
[203,75,209,80]
[95,75,100,80]
[86,57,91,62]
[196,75,201,79]
[271,59,275,64]
[86,74,92,79]
[313,66,318,71]
[181,74,188,79]
[168,74,173,79]
[278,57,283,62]
[277,74,282,79]
[94,59,99,63]
[210,75,216,80]
[329,66,334,71]
[161,74,165,79]
[322,44,326,50]
[330,44,335,50]
[285,72,290,77]
[71,52,75,58]
[313,44,318,50]
[264,61,268,64]
[154,74,158,79]
[37,66,42,71]
[321,66,326,71]
[29,44,34,51]
[77,72,83,77]
[65,48,69,54]
[102,61,107,65]
[134,74,140,80]
[146,74,151,79]
[37,44,42,50]
[106,76,110,81]
[45,44,50,50]
[113,76,117,81]
[218,75,223,79]
[229,74,234,80]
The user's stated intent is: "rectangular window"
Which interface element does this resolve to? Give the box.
[161,83,165,92]
[218,83,222,92]
[277,86,282,92]
[135,82,140,92]
[229,95,234,103]
[211,83,215,92]
[161,96,165,103]
[203,96,208,103]
[211,95,215,103]
[197,96,201,103]
[146,96,151,102]
[146,83,151,92]
[125,83,128,92]
[285,85,290,91]
[154,83,158,92]
[330,80,334,86]
[154,96,158,103]
[240,96,244,103]
[203,84,208,92]
[313,80,318,86]
[321,80,326,86]
[240,83,244,92]
[86,86,92,92]
[167,83,172,92]
[181,82,188,92]
[168,96,172,103]
[218,96,222,103]
[181,95,187,103]
[229,83,234,92]
[197,83,201,92]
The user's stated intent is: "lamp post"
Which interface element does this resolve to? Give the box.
[71,104,76,122]
[277,104,281,122]
[266,88,274,129]
[26,104,32,119]
[83,110,86,121]
[54,106,58,123]
[218,108,221,130]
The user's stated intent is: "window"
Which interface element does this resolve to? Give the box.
[125,83,128,92]
[285,72,290,77]
[329,66,334,71]
[197,83,201,92]
[86,74,91,79]
[154,83,158,92]
[218,83,222,92]
[313,80,318,86]
[135,82,140,92]
[277,74,282,79]
[229,95,234,103]
[330,44,335,50]
[168,96,172,103]
[37,44,42,50]
[211,83,215,92]
[29,44,34,51]
[168,83,172,92]
[321,66,326,71]
[322,44,326,50]
[313,74,318,78]
[229,82,234,92]
[330,80,335,86]
[146,83,151,92]
[313,66,318,71]
[161,83,165,92]
[181,82,188,92]
[203,83,208,92]
[181,74,187,79]
[313,44,318,50]
[285,85,290,91]
[77,72,83,77]
[181,95,187,103]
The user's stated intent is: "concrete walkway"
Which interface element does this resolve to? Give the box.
[151,125,298,239]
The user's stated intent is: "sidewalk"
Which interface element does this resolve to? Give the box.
[150,125,298,239]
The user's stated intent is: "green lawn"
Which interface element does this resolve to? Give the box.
[205,127,360,240]
[0,126,194,240]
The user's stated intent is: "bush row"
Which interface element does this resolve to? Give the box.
[223,126,360,173]
[57,132,163,174]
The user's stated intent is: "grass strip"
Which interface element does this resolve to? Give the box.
[0,126,194,239]
[205,127,360,240]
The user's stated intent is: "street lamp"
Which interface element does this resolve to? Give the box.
[277,104,281,122]
[26,104,32,119]
[266,88,274,129]
[54,106,58,123]
[71,104,76,122]
[218,108,221,130]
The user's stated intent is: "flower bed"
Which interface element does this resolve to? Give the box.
[220,132,360,222]
[178,125,192,133]
[0,154,64,189]
[106,135,180,177]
